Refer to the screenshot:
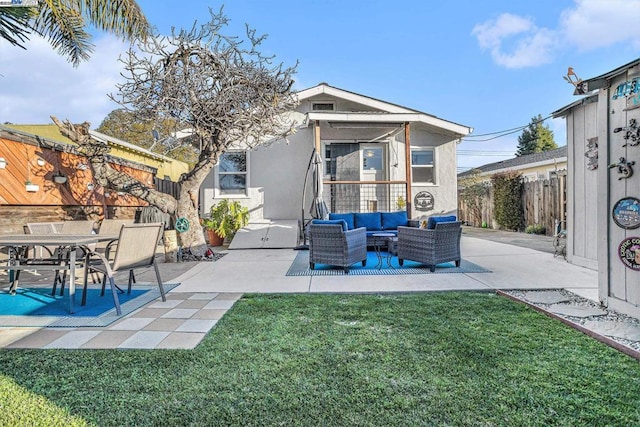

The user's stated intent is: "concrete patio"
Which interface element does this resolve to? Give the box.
[0,235,598,350]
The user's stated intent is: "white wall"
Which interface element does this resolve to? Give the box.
[602,68,640,319]
[566,101,599,270]
[409,128,459,219]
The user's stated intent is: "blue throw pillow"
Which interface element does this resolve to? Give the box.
[426,215,457,229]
[328,213,355,230]
[381,211,408,230]
[311,219,347,231]
[354,212,382,231]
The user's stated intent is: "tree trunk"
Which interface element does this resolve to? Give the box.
[174,162,215,258]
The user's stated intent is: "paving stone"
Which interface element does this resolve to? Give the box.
[44,330,101,349]
[204,299,236,310]
[176,319,218,333]
[155,332,205,349]
[118,331,170,349]
[160,308,199,319]
[81,330,136,349]
[522,290,570,304]
[548,303,607,318]
[583,320,640,341]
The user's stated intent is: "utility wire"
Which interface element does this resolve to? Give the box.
[462,114,554,141]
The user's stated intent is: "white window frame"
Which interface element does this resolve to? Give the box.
[215,150,250,197]
[410,147,436,185]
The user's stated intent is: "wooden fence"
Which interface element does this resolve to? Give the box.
[154,177,181,199]
[458,175,566,236]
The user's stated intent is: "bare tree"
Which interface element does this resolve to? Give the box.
[54,8,298,257]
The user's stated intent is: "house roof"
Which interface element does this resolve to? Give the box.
[457,146,568,178]
[3,124,171,162]
[296,83,473,137]
[577,57,640,93]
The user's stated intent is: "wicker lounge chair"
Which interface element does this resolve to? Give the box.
[396,221,462,272]
[308,222,367,273]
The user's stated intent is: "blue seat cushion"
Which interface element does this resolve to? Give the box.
[311,219,348,231]
[426,215,457,229]
[381,211,408,230]
[354,212,382,231]
[328,213,355,230]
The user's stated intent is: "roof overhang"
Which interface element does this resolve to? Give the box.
[573,58,640,95]
[89,130,170,162]
[305,112,472,137]
[552,94,599,118]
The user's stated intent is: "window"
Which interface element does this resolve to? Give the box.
[411,148,435,184]
[312,102,335,111]
[218,151,247,195]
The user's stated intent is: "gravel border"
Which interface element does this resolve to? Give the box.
[499,289,640,360]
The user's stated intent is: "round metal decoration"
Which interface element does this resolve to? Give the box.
[612,197,640,229]
[618,237,640,270]
[414,191,434,212]
[175,217,190,233]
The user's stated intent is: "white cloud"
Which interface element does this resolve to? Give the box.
[473,0,640,68]
[472,13,556,69]
[560,0,640,51]
[0,35,129,127]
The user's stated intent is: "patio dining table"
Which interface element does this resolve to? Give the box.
[0,234,118,313]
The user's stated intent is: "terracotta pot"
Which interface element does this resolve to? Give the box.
[206,229,224,246]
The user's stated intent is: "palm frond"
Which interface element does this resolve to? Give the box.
[34,2,93,66]
[78,0,150,41]
[0,7,37,48]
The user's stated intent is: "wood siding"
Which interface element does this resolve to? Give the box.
[458,175,566,236]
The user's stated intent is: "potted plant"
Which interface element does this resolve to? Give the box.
[25,180,39,192]
[202,199,249,246]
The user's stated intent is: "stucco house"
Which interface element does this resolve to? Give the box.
[552,57,640,319]
[200,83,472,248]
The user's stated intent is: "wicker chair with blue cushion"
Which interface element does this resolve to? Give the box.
[397,220,462,272]
[308,220,367,273]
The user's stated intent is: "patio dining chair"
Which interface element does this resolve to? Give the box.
[22,222,67,293]
[51,220,96,295]
[95,219,135,260]
[60,220,96,235]
[82,223,166,315]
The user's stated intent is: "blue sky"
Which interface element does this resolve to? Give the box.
[1,0,639,170]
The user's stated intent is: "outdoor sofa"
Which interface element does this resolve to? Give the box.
[328,211,416,246]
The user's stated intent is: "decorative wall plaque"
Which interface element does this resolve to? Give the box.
[618,237,640,270]
[613,197,640,229]
[414,191,434,211]
[584,137,598,170]
[608,157,635,180]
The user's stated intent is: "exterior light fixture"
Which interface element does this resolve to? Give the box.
[77,163,88,170]
[0,157,6,169]
[87,183,94,191]
[53,172,68,184]
[36,158,46,167]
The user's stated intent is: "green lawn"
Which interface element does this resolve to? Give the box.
[0,292,639,426]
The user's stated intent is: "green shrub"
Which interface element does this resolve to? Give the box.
[491,171,523,231]
[525,224,546,235]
